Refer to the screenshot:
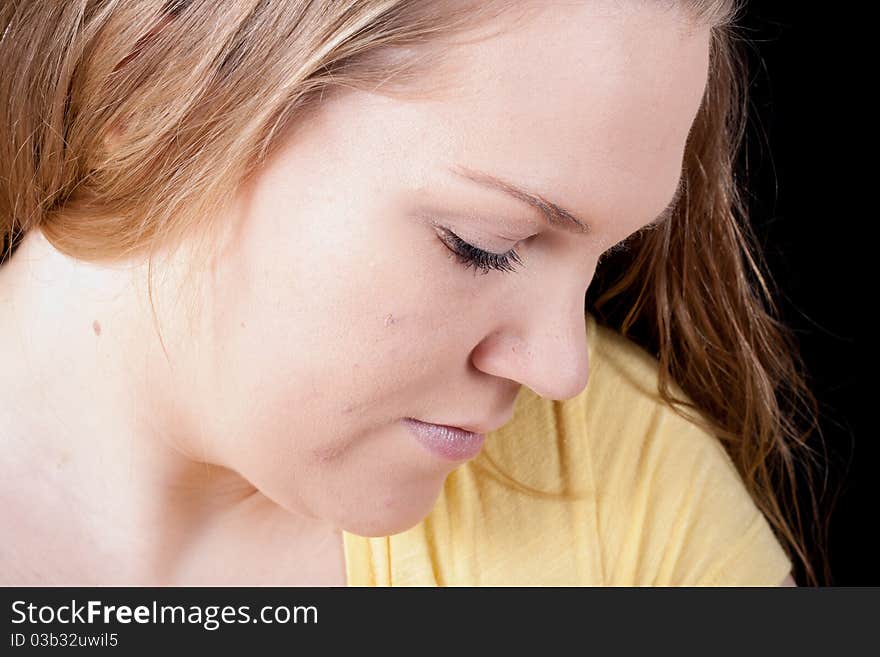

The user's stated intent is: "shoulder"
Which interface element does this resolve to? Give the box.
[471,313,720,500]
[578,313,734,481]
[577,316,793,585]
[477,313,793,585]
[487,313,726,486]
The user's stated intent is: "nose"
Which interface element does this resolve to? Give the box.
[470,291,591,402]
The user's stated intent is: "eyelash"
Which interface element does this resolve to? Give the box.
[436,227,525,275]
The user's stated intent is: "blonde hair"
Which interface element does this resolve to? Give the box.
[0,0,833,584]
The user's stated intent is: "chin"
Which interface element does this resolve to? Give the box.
[338,481,445,538]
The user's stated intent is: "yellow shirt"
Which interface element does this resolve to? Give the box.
[342,313,793,586]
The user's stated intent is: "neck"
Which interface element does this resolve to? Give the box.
[0,229,344,585]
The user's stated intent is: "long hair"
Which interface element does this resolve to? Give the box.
[587,3,834,586]
[0,0,832,585]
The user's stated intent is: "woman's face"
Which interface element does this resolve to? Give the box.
[173,2,711,536]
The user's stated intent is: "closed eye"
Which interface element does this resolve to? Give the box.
[435,226,525,276]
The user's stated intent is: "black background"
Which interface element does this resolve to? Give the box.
[737,2,865,584]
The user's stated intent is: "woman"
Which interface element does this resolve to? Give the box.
[0,0,826,585]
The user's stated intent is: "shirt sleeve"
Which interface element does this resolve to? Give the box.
[665,425,793,586]
[596,405,794,587]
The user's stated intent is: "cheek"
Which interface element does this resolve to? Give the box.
[204,261,427,460]
[204,184,470,438]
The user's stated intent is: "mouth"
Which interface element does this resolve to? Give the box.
[402,418,487,462]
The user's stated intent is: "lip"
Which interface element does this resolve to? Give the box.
[403,418,486,462]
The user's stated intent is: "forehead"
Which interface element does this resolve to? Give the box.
[408,1,712,229]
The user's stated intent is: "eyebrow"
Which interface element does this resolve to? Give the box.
[449,164,686,234]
